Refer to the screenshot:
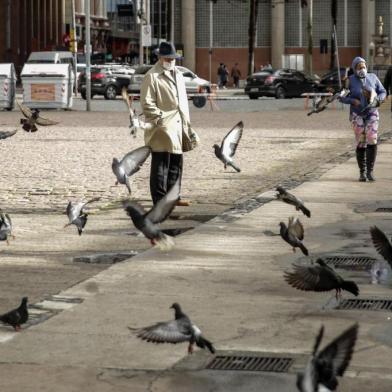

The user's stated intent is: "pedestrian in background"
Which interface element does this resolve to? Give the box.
[339,56,386,182]
[221,64,229,89]
[384,64,392,112]
[217,63,225,88]
[139,41,193,206]
[231,63,241,88]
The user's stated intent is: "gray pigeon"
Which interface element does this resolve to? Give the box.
[17,100,59,132]
[297,323,358,392]
[64,197,100,235]
[213,121,243,172]
[307,89,349,116]
[129,302,215,355]
[0,297,29,331]
[112,146,151,194]
[276,186,311,217]
[123,179,180,250]
[370,226,392,267]
[0,212,14,245]
[279,217,309,256]
[284,258,359,299]
[0,129,17,140]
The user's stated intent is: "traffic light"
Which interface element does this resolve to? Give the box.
[69,29,77,53]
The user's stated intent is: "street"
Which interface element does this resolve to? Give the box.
[0,98,391,391]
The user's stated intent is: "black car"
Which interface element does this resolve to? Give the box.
[318,67,352,93]
[78,66,132,100]
[245,69,317,99]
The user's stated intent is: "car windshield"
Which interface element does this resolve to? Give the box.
[134,66,152,74]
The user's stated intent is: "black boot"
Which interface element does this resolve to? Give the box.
[366,144,377,181]
[356,147,367,182]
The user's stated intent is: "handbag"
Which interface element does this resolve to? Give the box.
[182,122,200,152]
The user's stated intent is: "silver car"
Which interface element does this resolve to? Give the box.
[128,65,210,94]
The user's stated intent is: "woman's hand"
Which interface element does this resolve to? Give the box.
[352,99,361,107]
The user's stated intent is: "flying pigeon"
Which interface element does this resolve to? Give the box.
[296,323,358,392]
[17,100,59,132]
[0,129,17,140]
[284,258,359,299]
[279,217,309,256]
[276,186,311,217]
[64,197,100,235]
[0,297,29,331]
[370,226,392,267]
[123,179,180,250]
[0,212,15,245]
[213,121,243,172]
[307,89,349,116]
[122,87,153,137]
[112,146,151,194]
[129,302,215,355]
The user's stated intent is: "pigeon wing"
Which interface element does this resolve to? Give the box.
[122,87,133,113]
[35,114,59,126]
[121,146,151,176]
[133,319,191,344]
[81,197,101,210]
[123,200,147,217]
[317,323,358,377]
[0,129,17,140]
[146,179,180,224]
[370,226,392,266]
[66,202,84,223]
[288,217,304,241]
[221,121,243,158]
[16,100,32,119]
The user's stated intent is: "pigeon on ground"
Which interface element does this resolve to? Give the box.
[0,129,17,140]
[370,226,392,267]
[17,100,59,132]
[307,89,349,116]
[284,258,359,299]
[0,212,15,245]
[112,146,151,194]
[0,297,29,331]
[123,180,180,250]
[213,121,243,172]
[276,186,311,217]
[122,87,153,137]
[279,217,309,256]
[64,197,100,235]
[297,323,358,392]
[129,302,215,355]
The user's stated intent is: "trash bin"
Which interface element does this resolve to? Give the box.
[0,63,16,111]
[21,63,74,109]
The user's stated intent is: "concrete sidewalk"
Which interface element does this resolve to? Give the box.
[1,140,392,391]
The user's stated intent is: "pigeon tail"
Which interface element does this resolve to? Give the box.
[228,162,241,172]
[299,243,309,256]
[341,280,359,296]
[196,336,216,354]
[299,205,311,218]
[154,233,175,251]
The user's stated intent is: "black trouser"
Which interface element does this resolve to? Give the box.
[150,152,183,205]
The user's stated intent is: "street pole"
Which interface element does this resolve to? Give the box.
[209,0,213,83]
[139,0,144,65]
[306,0,313,76]
[85,0,91,111]
[170,0,174,43]
[71,0,78,96]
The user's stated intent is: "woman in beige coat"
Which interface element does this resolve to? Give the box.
[140,41,191,205]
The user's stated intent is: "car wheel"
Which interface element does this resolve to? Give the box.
[104,85,117,100]
[275,86,286,99]
[248,93,258,100]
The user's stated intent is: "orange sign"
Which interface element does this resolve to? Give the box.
[31,84,55,101]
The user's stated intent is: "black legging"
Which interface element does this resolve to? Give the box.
[150,152,183,205]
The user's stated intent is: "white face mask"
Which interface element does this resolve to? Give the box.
[357,67,367,78]
[162,60,175,71]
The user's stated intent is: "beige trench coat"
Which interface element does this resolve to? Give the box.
[140,62,190,154]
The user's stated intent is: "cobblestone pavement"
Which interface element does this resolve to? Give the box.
[0,102,390,309]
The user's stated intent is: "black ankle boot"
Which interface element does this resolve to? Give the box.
[366,144,377,181]
[356,147,366,182]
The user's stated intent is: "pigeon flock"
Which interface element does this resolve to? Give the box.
[0,90,388,391]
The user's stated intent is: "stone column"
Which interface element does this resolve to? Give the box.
[361,0,375,61]
[181,0,195,71]
[271,0,285,69]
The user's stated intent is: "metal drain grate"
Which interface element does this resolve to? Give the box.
[337,298,392,311]
[376,207,392,213]
[325,256,376,270]
[206,355,293,372]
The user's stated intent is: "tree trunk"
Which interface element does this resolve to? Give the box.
[306,0,313,75]
[247,0,258,76]
[330,0,338,69]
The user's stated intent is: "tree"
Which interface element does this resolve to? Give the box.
[330,0,337,70]
[247,0,258,75]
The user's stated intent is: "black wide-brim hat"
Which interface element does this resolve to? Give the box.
[158,41,181,59]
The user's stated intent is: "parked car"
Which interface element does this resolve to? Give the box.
[127,65,211,94]
[317,67,352,93]
[27,51,74,67]
[244,68,317,99]
[78,66,132,99]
